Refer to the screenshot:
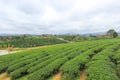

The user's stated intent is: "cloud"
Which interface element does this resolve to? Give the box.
[0,0,120,34]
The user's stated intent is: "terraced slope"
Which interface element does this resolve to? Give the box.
[0,39,120,80]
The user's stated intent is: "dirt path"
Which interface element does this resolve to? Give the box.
[6,47,13,51]
[26,44,57,50]
[0,44,57,56]
[53,72,61,80]
[57,38,72,43]
[0,73,11,80]
[80,70,86,80]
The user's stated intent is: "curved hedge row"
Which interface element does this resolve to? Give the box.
[86,44,120,80]
[113,49,120,77]
[26,44,95,80]
[60,41,114,80]
[9,46,77,79]
[9,41,96,79]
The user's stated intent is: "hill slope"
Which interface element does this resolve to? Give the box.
[0,37,67,48]
[0,39,120,80]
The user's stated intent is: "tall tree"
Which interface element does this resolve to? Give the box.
[107,29,118,38]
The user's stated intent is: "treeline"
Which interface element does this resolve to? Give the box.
[57,29,119,42]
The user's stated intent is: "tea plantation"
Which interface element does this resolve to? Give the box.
[0,39,120,80]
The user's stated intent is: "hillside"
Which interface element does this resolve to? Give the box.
[0,38,120,80]
[0,33,119,49]
[0,36,67,48]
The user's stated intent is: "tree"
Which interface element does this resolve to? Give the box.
[113,32,118,38]
[106,29,118,38]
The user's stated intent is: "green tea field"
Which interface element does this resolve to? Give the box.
[0,39,120,80]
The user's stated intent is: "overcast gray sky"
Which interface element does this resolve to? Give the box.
[0,0,120,34]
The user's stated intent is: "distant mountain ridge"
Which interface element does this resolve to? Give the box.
[0,32,119,36]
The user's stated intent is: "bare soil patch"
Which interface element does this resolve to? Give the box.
[0,73,11,80]
[80,70,86,80]
[53,72,61,80]
[26,44,55,50]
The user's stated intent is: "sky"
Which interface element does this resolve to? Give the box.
[0,0,120,34]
